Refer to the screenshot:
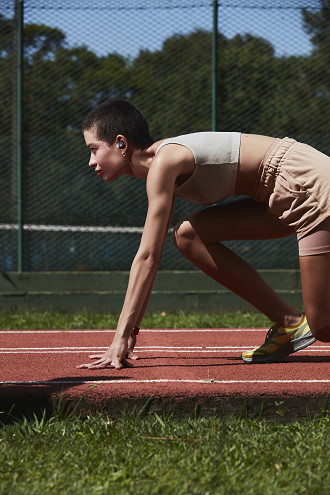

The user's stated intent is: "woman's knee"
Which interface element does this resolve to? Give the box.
[172,218,197,253]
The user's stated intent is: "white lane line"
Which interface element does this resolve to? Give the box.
[0,349,250,354]
[0,328,267,334]
[0,346,241,351]
[1,347,113,351]
[1,379,330,385]
[1,346,206,350]
[1,346,329,354]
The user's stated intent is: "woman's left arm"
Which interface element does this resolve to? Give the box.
[78,154,180,369]
[126,196,176,359]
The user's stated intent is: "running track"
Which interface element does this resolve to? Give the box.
[1,328,330,408]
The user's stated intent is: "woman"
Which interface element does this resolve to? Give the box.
[78,99,330,370]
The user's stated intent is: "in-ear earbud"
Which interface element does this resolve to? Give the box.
[118,141,125,149]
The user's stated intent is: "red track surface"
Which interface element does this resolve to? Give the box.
[1,328,330,403]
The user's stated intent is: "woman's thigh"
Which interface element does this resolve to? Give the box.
[175,197,296,243]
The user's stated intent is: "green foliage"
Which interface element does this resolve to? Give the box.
[132,30,219,138]
[303,0,330,52]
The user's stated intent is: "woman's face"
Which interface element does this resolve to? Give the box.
[84,128,129,183]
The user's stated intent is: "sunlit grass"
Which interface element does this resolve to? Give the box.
[0,310,271,330]
[0,406,329,495]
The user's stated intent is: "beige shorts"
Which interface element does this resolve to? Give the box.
[254,137,330,255]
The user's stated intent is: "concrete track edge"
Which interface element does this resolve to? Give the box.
[0,270,303,313]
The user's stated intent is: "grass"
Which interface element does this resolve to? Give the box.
[0,405,329,495]
[1,310,327,494]
[0,309,271,330]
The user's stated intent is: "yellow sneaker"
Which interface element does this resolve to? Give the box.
[241,313,316,364]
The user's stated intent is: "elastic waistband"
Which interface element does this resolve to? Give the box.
[253,137,297,202]
[262,138,281,166]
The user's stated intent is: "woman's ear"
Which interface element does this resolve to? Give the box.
[116,135,127,150]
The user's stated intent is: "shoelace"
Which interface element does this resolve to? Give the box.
[261,323,279,347]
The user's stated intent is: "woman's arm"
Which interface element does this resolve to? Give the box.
[78,148,189,369]
[127,198,176,359]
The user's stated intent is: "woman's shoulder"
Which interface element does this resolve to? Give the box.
[147,137,195,181]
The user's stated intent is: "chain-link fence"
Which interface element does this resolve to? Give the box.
[1,0,329,271]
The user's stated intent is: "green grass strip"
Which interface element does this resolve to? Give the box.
[0,310,271,330]
[0,408,329,495]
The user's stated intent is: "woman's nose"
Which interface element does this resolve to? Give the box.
[89,156,96,168]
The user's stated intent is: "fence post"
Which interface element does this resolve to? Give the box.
[212,0,218,132]
[16,0,24,272]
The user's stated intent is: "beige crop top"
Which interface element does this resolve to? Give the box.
[156,132,241,204]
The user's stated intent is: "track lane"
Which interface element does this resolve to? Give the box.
[1,329,329,399]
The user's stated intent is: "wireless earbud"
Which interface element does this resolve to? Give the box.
[118,141,125,149]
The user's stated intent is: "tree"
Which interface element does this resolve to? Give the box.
[303,0,330,54]
[301,0,330,152]
[220,33,276,133]
[131,30,226,139]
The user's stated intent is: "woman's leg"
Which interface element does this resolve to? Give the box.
[173,197,300,326]
[300,253,330,341]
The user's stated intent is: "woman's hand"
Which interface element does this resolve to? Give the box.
[77,335,132,370]
[127,332,139,360]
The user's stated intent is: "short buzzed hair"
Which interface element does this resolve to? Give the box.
[82,100,154,150]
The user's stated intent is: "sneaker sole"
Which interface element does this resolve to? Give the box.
[242,331,316,364]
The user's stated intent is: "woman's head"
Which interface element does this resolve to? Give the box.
[82,100,154,150]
